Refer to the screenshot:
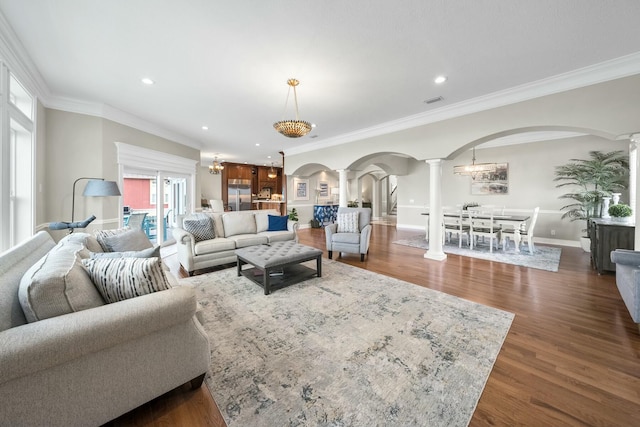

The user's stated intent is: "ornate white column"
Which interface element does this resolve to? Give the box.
[631,135,640,249]
[424,159,446,261]
[337,169,348,207]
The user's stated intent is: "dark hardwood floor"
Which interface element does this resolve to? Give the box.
[109,224,640,427]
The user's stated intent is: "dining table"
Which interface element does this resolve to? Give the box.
[421,211,531,252]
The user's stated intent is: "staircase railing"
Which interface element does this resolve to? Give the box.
[389,185,397,215]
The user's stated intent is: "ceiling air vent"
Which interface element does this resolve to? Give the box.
[424,96,443,104]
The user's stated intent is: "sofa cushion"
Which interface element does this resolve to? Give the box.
[337,211,359,233]
[101,228,153,252]
[94,226,131,251]
[260,230,296,243]
[183,216,216,242]
[255,210,280,233]
[232,234,268,248]
[255,212,270,233]
[194,238,236,256]
[18,241,105,322]
[332,232,361,244]
[268,214,289,231]
[82,257,171,303]
[89,245,161,259]
[222,213,256,237]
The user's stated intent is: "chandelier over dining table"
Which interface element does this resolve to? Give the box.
[453,146,498,176]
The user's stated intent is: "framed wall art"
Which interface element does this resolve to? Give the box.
[318,181,329,199]
[471,163,509,195]
[293,178,309,201]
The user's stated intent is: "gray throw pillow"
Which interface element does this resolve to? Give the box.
[89,245,160,259]
[82,257,171,303]
[183,217,215,242]
[94,226,131,252]
[102,228,153,252]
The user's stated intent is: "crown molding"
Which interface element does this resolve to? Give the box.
[0,9,202,151]
[45,96,202,150]
[286,52,640,157]
[0,10,50,100]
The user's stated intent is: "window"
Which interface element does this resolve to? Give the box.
[149,179,170,205]
[10,73,33,119]
[1,65,35,250]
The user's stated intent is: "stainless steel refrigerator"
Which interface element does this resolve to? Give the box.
[228,179,252,211]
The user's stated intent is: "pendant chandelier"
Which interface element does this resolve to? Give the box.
[453,147,497,177]
[273,78,312,138]
[209,156,224,175]
[267,163,277,179]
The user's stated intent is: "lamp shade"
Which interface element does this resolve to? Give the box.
[83,180,121,196]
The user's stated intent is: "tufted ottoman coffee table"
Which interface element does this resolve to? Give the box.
[235,241,323,295]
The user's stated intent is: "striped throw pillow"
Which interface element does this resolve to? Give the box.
[82,257,171,303]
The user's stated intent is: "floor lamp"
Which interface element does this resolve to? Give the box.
[50,177,121,232]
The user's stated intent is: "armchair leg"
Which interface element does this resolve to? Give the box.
[360,254,365,262]
[328,250,333,259]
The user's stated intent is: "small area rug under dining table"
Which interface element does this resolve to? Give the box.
[181,259,514,426]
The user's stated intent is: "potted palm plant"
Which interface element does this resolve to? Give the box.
[554,150,629,251]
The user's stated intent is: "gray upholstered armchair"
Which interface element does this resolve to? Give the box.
[325,207,372,261]
[610,249,640,332]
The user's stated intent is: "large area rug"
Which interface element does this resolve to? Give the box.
[393,235,562,272]
[182,260,514,426]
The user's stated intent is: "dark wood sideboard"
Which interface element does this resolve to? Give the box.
[589,218,635,274]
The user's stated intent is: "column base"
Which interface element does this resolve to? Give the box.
[424,251,447,261]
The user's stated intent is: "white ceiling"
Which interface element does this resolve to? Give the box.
[2,0,640,167]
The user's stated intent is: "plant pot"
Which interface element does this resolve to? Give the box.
[580,236,591,253]
[610,216,632,223]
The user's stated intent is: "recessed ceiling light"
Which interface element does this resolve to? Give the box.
[267,155,271,159]
[141,77,154,85]
[255,143,260,146]
[434,76,447,84]
[311,123,317,128]
[201,126,208,130]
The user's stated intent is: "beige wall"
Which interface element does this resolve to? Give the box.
[43,108,200,237]
[396,135,629,243]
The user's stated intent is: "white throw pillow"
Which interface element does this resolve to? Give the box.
[337,212,359,233]
[19,242,105,322]
[82,257,171,303]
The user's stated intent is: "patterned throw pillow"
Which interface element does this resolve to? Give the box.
[183,216,216,242]
[337,211,359,233]
[82,257,171,303]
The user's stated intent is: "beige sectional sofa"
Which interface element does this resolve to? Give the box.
[173,209,298,275]
[0,231,210,426]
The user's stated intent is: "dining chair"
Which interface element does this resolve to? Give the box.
[502,207,539,253]
[442,208,471,248]
[469,208,502,253]
[126,212,147,230]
